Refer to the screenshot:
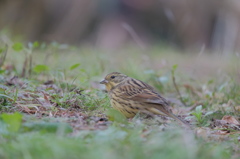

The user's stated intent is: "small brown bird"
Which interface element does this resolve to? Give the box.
[100,72,188,125]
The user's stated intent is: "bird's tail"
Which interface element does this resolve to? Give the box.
[167,112,189,126]
[149,107,190,126]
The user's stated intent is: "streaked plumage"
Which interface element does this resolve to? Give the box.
[100,72,188,125]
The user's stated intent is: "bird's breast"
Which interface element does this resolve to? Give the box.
[109,92,143,118]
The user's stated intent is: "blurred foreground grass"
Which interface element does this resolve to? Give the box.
[0,124,231,159]
[0,41,239,159]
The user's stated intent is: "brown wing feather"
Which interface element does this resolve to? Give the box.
[116,80,169,107]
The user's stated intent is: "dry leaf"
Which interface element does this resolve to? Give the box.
[222,115,240,125]
[214,130,230,135]
[36,92,52,108]
[235,106,240,112]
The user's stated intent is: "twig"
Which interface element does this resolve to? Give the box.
[171,67,187,107]
[21,55,28,78]
[28,53,32,77]
[0,44,8,67]
[122,22,145,50]
[187,102,203,111]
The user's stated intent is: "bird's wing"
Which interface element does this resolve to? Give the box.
[116,83,169,106]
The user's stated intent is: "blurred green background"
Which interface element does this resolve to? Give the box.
[1,0,240,53]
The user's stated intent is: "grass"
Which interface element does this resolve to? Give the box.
[0,127,232,159]
[0,40,240,159]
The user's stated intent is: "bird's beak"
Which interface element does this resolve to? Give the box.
[100,79,108,84]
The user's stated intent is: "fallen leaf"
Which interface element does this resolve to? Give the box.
[36,92,52,108]
[213,119,240,131]
[44,80,54,85]
[222,115,240,125]
[6,76,25,87]
[214,130,230,135]
[235,106,240,112]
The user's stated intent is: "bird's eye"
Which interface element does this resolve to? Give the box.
[110,76,116,79]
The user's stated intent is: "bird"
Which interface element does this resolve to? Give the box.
[100,72,188,125]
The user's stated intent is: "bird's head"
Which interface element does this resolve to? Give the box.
[100,72,128,91]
